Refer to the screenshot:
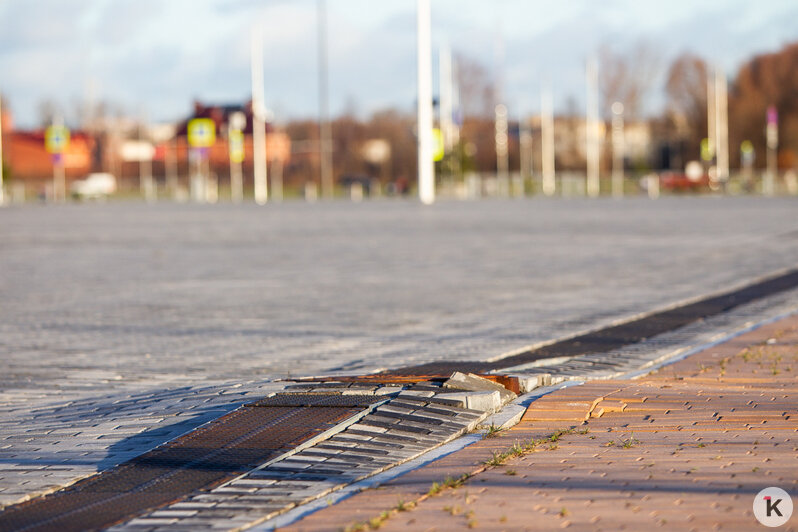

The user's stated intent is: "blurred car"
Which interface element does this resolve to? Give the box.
[70,173,117,199]
[659,171,709,191]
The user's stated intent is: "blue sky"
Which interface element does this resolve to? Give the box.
[1,0,797,128]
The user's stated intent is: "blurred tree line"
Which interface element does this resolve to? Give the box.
[16,41,797,190]
[287,40,798,188]
[664,42,798,170]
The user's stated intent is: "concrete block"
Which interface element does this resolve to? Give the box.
[443,372,516,404]
[397,390,435,398]
[374,386,403,395]
[480,404,526,430]
[439,390,502,413]
[512,374,547,393]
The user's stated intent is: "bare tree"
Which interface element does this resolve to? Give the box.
[664,53,708,158]
[599,42,660,120]
[730,41,798,169]
[454,53,495,119]
[37,100,58,127]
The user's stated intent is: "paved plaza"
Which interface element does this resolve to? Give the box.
[1,196,797,508]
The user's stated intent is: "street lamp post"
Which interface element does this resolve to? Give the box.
[611,101,624,198]
[318,0,333,199]
[765,106,778,196]
[251,28,268,205]
[586,57,600,198]
[139,115,155,203]
[715,68,729,186]
[229,111,246,203]
[416,0,434,205]
[541,86,555,196]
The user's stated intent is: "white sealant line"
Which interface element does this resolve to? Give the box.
[484,266,798,365]
[621,307,798,380]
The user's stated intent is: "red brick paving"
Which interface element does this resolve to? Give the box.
[281,316,798,532]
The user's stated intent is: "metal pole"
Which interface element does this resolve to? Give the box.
[765,106,778,196]
[451,57,462,180]
[520,119,532,181]
[611,101,624,197]
[706,68,716,165]
[495,103,509,194]
[586,57,600,197]
[541,86,555,196]
[166,137,178,199]
[251,28,268,204]
[494,30,509,195]
[272,157,284,202]
[715,67,729,185]
[229,127,243,204]
[440,43,454,183]
[416,0,434,205]
[139,116,155,202]
[318,0,333,199]
[53,114,66,203]
[440,43,453,153]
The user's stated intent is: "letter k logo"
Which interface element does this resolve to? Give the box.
[764,496,783,517]
[755,487,792,526]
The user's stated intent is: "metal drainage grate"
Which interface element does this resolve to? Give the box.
[389,267,798,375]
[0,405,366,532]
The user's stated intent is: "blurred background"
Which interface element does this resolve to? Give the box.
[1,0,797,203]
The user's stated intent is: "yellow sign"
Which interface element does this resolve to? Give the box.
[700,138,713,161]
[45,125,70,154]
[188,118,216,148]
[229,129,245,163]
[432,128,444,162]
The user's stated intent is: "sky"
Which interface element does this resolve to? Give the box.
[1,0,797,128]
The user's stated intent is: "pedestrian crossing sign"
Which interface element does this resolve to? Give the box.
[188,119,216,148]
[45,125,70,154]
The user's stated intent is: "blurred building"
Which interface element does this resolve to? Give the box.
[1,100,293,194]
[525,115,652,172]
[3,111,94,194]
[143,101,291,188]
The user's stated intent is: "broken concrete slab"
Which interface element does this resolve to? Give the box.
[442,372,517,403]
[439,390,502,413]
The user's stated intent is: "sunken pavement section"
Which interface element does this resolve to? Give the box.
[284,314,798,532]
[1,269,797,530]
[0,373,518,532]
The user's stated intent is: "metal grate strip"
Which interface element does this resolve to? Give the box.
[0,406,364,532]
[389,268,798,375]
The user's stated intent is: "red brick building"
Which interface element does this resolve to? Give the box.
[5,130,93,190]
